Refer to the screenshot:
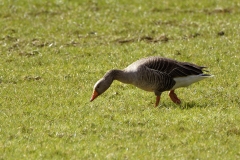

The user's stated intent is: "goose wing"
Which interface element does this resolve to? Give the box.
[141,66,176,92]
[142,57,206,78]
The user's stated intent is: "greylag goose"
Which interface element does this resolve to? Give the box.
[90,56,213,107]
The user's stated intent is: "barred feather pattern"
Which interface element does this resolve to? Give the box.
[135,66,176,94]
[137,57,206,78]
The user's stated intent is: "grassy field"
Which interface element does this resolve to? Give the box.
[1,0,240,159]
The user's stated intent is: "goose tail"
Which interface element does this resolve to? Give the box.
[200,74,214,77]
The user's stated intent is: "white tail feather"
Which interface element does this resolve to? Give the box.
[172,75,213,90]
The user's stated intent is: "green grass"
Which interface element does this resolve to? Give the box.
[1,0,240,159]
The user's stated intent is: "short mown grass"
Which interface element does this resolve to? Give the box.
[0,0,240,159]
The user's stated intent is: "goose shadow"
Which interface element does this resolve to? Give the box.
[158,101,211,109]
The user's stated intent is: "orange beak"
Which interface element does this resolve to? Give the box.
[90,90,99,102]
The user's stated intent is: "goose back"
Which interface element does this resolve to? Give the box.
[132,56,206,78]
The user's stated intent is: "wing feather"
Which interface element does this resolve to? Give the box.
[141,57,206,78]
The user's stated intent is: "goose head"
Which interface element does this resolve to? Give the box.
[90,76,113,102]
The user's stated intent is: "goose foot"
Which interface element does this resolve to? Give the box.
[169,90,181,104]
[155,96,160,107]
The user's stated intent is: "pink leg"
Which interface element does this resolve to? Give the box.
[155,96,160,107]
[169,90,181,104]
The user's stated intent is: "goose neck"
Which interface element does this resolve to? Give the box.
[106,69,132,84]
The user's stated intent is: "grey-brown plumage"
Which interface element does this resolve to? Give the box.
[90,56,213,106]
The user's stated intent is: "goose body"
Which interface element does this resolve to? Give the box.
[90,56,213,106]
